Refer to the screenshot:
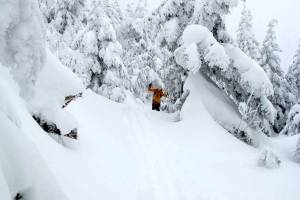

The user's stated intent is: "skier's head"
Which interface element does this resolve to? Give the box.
[150,79,164,89]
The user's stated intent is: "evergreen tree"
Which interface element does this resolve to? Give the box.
[286,39,300,98]
[73,6,128,102]
[1,0,46,99]
[48,0,85,43]
[261,19,295,133]
[123,0,239,104]
[236,4,260,61]
[40,0,129,102]
[121,0,277,136]
[135,0,148,19]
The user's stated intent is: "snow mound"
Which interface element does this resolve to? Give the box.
[28,49,84,134]
[0,62,68,200]
[258,147,281,169]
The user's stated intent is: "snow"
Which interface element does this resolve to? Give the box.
[81,31,98,55]
[0,0,45,99]
[1,1,299,198]
[14,68,298,200]
[1,49,300,199]
[181,25,216,46]
[204,43,230,70]
[163,17,180,44]
[0,65,22,127]
[281,104,300,136]
[0,58,70,200]
[174,43,201,73]
[179,25,230,71]
[28,49,84,134]
[224,44,274,98]
[258,146,281,169]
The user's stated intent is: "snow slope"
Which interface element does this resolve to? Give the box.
[31,70,300,199]
[0,54,71,200]
[2,50,300,199]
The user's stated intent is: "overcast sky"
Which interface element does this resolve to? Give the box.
[227,0,300,72]
[120,0,300,72]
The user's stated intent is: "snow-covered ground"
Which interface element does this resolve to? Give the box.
[1,51,300,200]
[63,72,300,200]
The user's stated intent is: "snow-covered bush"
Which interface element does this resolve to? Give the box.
[294,138,300,162]
[0,0,46,99]
[281,104,300,136]
[258,147,281,169]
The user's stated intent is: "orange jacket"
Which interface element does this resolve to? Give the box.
[148,87,167,104]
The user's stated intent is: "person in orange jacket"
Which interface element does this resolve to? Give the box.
[148,83,167,111]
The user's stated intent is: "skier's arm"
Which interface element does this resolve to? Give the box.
[163,91,168,97]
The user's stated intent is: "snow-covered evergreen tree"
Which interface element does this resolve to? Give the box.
[236,4,260,61]
[0,0,46,99]
[261,19,295,133]
[123,0,148,21]
[123,0,239,104]
[73,6,128,102]
[40,0,129,102]
[88,0,123,30]
[47,0,85,43]
[286,39,300,98]
[135,0,148,19]
[120,0,277,136]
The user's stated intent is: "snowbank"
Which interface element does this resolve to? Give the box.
[28,49,84,133]
[0,62,68,200]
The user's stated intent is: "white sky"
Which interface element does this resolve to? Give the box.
[120,0,300,72]
[227,0,300,72]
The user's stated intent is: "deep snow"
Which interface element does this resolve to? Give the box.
[1,51,300,200]
[58,72,300,200]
